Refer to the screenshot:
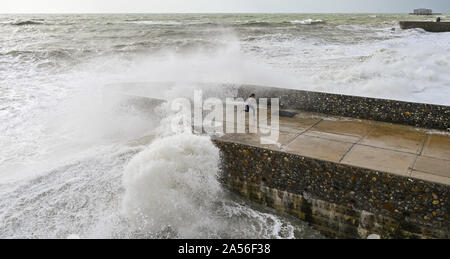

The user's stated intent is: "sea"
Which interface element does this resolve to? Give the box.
[0,13,449,238]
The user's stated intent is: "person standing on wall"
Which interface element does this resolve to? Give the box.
[245,93,257,115]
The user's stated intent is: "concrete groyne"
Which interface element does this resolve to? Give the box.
[400,21,450,32]
[214,85,449,239]
[117,83,450,238]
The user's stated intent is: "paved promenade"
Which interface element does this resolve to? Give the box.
[215,109,450,186]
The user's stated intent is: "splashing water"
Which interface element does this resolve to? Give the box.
[121,132,223,237]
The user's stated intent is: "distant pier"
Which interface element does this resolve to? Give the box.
[409,8,441,15]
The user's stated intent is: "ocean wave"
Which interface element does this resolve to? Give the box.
[290,19,325,25]
[237,21,282,27]
[127,20,183,25]
[337,24,372,31]
[125,20,216,26]
[9,20,44,26]
[243,21,271,26]
[0,49,79,62]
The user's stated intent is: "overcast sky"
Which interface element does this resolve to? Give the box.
[1,0,449,14]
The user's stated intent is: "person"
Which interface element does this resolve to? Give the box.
[436,17,441,22]
[245,93,257,115]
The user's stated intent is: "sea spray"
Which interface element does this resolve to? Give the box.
[121,131,222,237]
[119,130,318,239]
[118,98,316,238]
[119,96,223,238]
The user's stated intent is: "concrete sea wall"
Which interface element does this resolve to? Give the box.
[215,85,449,238]
[214,140,449,239]
[400,21,450,32]
[121,83,450,238]
[237,85,450,131]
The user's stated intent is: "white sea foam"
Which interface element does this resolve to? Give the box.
[322,32,450,104]
[291,19,324,25]
[121,132,222,237]
[247,28,450,105]
[128,20,183,25]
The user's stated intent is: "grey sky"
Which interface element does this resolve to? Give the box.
[1,0,449,14]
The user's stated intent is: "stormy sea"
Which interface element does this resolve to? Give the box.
[0,13,448,238]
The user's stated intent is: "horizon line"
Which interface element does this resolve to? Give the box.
[2,11,447,15]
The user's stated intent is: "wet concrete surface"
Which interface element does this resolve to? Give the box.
[214,109,450,186]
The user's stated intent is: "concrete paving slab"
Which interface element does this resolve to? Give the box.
[312,119,374,137]
[217,109,450,186]
[286,135,353,163]
[277,116,322,134]
[421,134,450,160]
[341,145,416,176]
[303,130,361,144]
[410,170,450,185]
[359,123,426,154]
[414,156,450,178]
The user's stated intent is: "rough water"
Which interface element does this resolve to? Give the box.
[0,13,449,239]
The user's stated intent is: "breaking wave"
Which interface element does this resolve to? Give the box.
[290,19,325,25]
[127,20,184,25]
[9,20,44,26]
[119,102,322,238]
[121,132,223,237]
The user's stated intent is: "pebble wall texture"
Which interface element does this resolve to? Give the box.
[213,140,449,239]
[237,85,450,131]
[400,21,450,32]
